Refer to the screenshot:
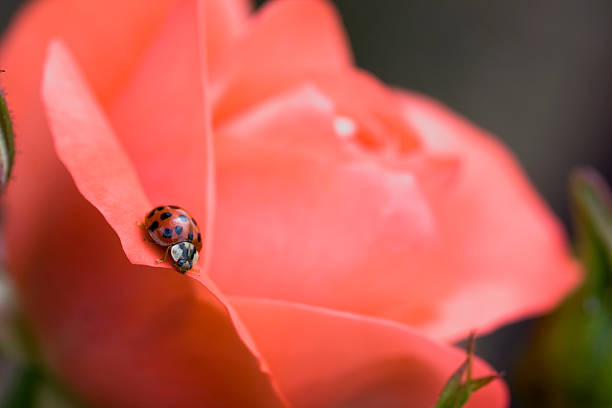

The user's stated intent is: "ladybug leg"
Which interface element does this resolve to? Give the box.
[137,222,145,228]
[156,246,171,264]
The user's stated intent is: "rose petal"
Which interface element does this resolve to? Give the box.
[210,86,439,326]
[18,189,285,407]
[212,75,578,339]
[41,39,288,407]
[204,0,251,81]
[231,297,508,408]
[0,0,175,272]
[304,70,422,151]
[110,0,211,233]
[216,85,346,159]
[398,91,582,339]
[239,0,352,74]
[213,0,352,123]
[2,0,176,105]
[139,0,280,372]
[42,40,162,269]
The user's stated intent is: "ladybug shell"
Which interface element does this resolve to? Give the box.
[145,206,202,251]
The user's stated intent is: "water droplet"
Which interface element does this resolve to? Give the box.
[333,116,356,139]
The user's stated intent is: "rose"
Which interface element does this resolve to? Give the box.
[0,0,578,406]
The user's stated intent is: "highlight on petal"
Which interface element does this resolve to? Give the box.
[42,40,160,269]
[216,84,344,159]
[397,91,582,339]
[295,70,420,151]
[210,85,439,325]
[231,297,508,408]
[213,0,353,122]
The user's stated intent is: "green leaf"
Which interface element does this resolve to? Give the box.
[0,72,15,191]
[1,364,40,408]
[434,333,499,408]
[515,168,612,407]
[570,168,612,292]
[0,363,83,408]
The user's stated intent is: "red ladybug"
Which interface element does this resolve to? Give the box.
[144,205,202,273]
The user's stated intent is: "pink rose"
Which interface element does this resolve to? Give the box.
[0,0,579,406]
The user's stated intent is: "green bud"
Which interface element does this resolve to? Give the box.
[516,168,612,407]
[0,72,15,191]
[434,333,498,408]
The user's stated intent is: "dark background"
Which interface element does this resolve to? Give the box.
[2,1,612,407]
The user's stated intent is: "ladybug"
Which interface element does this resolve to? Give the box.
[144,205,202,273]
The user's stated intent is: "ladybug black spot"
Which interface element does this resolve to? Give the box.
[148,221,159,231]
[187,232,194,241]
[197,233,201,242]
[175,225,183,235]
[169,205,180,209]
[147,209,156,218]
[160,212,172,220]
[178,215,188,222]
[156,206,164,211]
[163,228,172,238]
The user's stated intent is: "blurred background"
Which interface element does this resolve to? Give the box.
[2,1,612,407]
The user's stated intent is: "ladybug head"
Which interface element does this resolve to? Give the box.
[170,242,199,273]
